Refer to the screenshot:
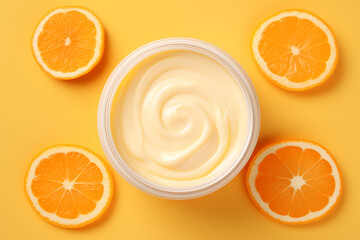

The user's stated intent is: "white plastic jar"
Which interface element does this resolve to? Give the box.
[98,38,260,199]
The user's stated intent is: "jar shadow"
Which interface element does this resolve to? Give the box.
[161,172,258,224]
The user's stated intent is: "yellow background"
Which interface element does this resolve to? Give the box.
[1,0,359,239]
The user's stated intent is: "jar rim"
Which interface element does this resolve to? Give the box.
[97,37,260,199]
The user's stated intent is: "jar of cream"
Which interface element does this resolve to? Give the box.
[98,38,260,199]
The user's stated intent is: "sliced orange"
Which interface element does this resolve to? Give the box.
[32,7,104,80]
[246,140,341,224]
[251,10,338,91]
[25,145,113,228]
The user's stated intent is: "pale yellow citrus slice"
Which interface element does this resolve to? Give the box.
[25,145,113,228]
[246,139,342,224]
[251,10,338,91]
[32,7,104,80]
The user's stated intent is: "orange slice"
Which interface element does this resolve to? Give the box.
[25,145,113,228]
[246,140,341,224]
[251,10,338,91]
[32,7,104,80]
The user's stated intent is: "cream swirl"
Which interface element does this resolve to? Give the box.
[111,50,248,187]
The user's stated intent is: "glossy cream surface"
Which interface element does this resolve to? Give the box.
[111,50,248,187]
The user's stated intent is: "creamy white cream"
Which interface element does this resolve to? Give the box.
[111,50,248,187]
